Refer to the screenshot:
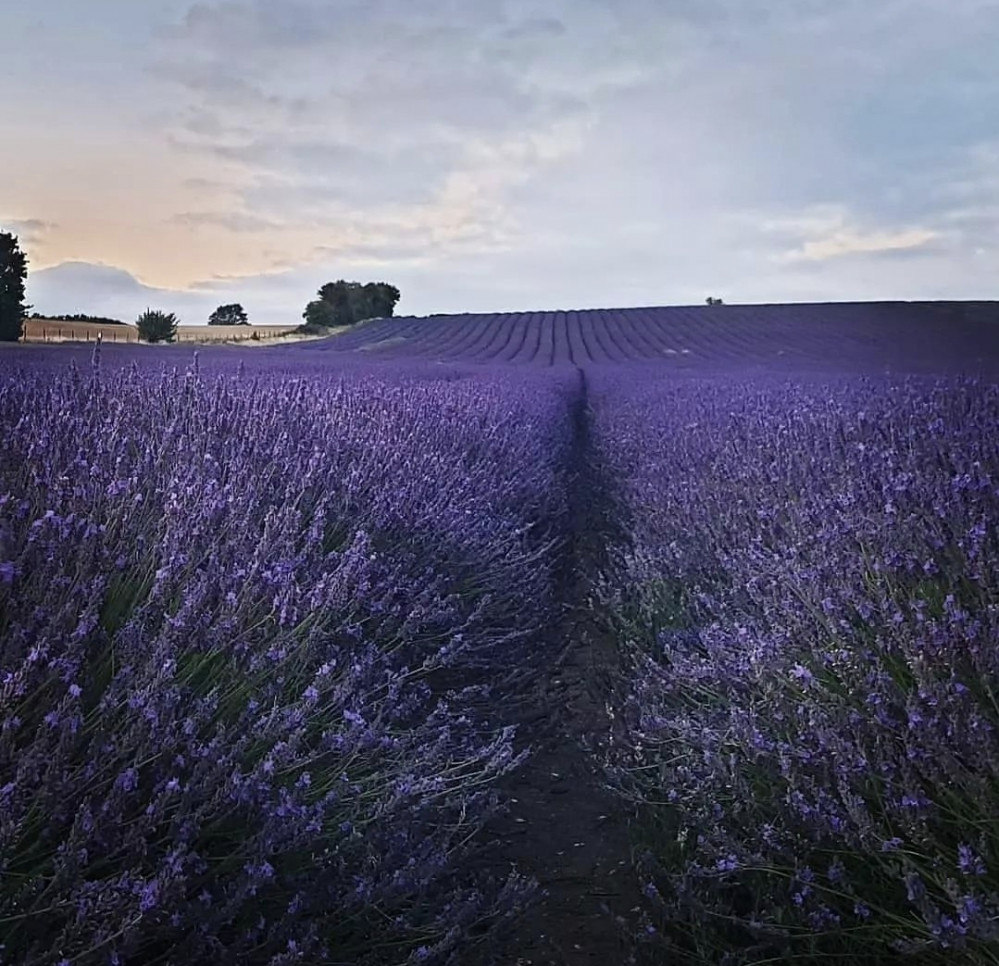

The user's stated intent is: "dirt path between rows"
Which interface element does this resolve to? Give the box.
[471,369,647,965]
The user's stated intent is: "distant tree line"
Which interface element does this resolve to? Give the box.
[29,312,126,325]
[302,280,400,330]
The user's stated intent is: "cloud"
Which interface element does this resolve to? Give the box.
[186,266,305,292]
[172,211,285,233]
[758,207,942,263]
[215,139,457,209]
[2,218,58,248]
[8,0,999,312]
[785,227,940,262]
[139,0,999,303]
[28,261,187,314]
[148,0,649,265]
[26,261,249,323]
[28,259,351,325]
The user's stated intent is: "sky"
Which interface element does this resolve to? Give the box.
[2,0,998,324]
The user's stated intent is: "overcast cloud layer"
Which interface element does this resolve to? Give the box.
[3,0,998,323]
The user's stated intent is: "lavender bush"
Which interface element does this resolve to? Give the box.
[593,372,999,963]
[0,350,573,965]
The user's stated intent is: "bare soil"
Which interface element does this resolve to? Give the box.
[470,369,647,965]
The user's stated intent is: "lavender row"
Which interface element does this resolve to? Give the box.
[289,304,999,372]
[590,370,999,963]
[0,351,575,965]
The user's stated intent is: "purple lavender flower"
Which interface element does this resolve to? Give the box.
[0,352,566,963]
[958,844,987,876]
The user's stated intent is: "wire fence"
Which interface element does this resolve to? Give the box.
[21,320,299,343]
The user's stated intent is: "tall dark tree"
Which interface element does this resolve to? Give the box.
[316,280,355,325]
[208,303,249,326]
[303,280,401,329]
[0,231,28,342]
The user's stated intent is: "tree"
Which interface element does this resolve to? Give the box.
[314,280,354,327]
[136,309,178,343]
[366,282,400,319]
[0,231,28,342]
[208,303,249,326]
[706,296,724,306]
[302,279,401,329]
[302,299,339,329]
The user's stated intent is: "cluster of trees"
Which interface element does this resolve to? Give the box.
[302,280,400,329]
[2,227,404,344]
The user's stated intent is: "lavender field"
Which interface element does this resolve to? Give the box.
[305,301,999,373]
[591,371,999,963]
[2,301,999,966]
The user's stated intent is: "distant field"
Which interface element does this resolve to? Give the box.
[23,318,140,342]
[312,300,999,372]
[21,319,300,343]
[4,301,999,964]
